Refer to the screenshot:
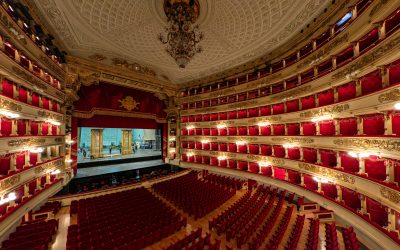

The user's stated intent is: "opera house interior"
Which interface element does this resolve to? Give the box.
[0,0,400,249]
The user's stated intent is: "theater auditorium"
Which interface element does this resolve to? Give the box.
[0,0,399,249]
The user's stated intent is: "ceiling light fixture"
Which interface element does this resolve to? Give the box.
[394,102,400,110]
[159,0,203,68]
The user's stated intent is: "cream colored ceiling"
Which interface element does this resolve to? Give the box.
[32,0,330,84]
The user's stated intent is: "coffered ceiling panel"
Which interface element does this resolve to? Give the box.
[32,0,331,84]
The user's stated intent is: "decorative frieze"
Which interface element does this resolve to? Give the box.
[378,88,400,103]
[0,98,22,112]
[8,138,46,147]
[298,163,355,184]
[34,158,63,174]
[247,154,285,165]
[0,175,20,191]
[333,138,400,152]
[271,137,314,144]
[380,186,400,203]
[299,104,350,118]
[37,110,64,122]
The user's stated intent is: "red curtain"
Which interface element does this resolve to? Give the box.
[339,118,358,136]
[17,120,26,136]
[318,90,334,106]
[228,143,237,153]
[18,87,27,103]
[211,142,218,151]
[366,197,388,227]
[288,170,301,184]
[202,128,210,136]
[29,180,36,195]
[195,115,202,122]
[181,154,187,162]
[249,162,259,173]
[195,142,202,150]
[320,150,337,167]
[273,145,285,158]
[188,129,194,136]
[52,125,57,135]
[238,110,247,119]
[181,141,188,148]
[188,155,194,163]
[2,80,13,98]
[188,142,195,149]
[274,167,286,180]
[272,103,285,114]
[260,145,272,156]
[238,126,247,135]
[389,59,400,85]
[392,113,400,136]
[31,122,39,136]
[228,159,237,169]
[303,148,317,163]
[203,114,210,121]
[304,174,318,190]
[219,143,227,152]
[260,106,271,116]
[322,183,337,199]
[16,152,25,169]
[248,108,259,117]
[337,82,356,102]
[248,126,259,136]
[220,159,227,167]
[219,127,227,136]
[301,95,316,110]
[210,113,218,121]
[272,124,285,135]
[181,116,188,123]
[249,144,259,154]
[365,158,386,181]
[360,70,382,95]
[358,28,379,53]
[287,123,300,135]
[238,161,248,171]
[341,153,359,173]
[42,97,49,110]
[228,111,237,120]
[0,154,10,175]
[211,128,218,136]
[260,166,272,176]
[394,161,400,184]
[52,102,59,112]
[238,145,247,154]
[228,127,237,136]
[342,187,361,210]
[319,120,335,136]
[228,95,237,103]
[286,100,299,112]
[288,148,300,160]
[31,93,40,107]
[363,114,384,135]
[203,142,210,150]
[1,118,12,136]
[195,128,202,136]
[260,125,271,136]
[210,157,218,166]
[336,47,354,66]
[303,122,316,136]
[219,112,227,120]
[195,155,202,164]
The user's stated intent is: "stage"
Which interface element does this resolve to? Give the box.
[75,159,165,178]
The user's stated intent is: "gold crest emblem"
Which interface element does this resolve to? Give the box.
[118,96,140,111]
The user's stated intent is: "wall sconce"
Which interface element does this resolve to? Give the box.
[30,148,44,153]
[216,124,226,129]
[0,192,16,205]
[0,110,20,119]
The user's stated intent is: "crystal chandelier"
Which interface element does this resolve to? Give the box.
[159,0,203,68]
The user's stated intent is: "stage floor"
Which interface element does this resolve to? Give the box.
[75,159,165,179]
[77,149,161,163]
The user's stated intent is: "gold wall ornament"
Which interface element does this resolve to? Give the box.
[300,104,350,118]
[333,138,400,152]
[248,116,282,123]
[12,66,48,91]
[0,175,20,191]
[0,98,22,112]
[37,110,64,122]
[378,89,400,103]
[227,100,258,109]
[270,85,312,101]
[118,96,140,111]
[88,54,106,61]
[227,136,258,142]
[34,159,63,174]
[247,154,285,165]
[111,58,156,76]
[8,138,46,147]
[380,186,400,203]
[271,137,314,144]
[298,163,355,184]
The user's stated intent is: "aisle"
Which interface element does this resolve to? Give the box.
[50,207,71,250]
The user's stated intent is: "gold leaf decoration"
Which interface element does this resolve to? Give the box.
[118,96,140,111]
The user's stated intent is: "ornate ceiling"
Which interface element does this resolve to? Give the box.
[31,0,331,84]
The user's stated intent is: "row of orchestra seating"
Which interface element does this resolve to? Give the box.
[325,223,339,250]
[284,215,306,250]
[67,187,186,250]
[343,227,361,250]
[0,219,58,250]
[152,172,235,219]
[165,228,220,250]
[305,219,320,250]
[202,173,244,190]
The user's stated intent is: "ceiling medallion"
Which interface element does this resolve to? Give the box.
[158,0,203,69]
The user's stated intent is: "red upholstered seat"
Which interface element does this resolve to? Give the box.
[237,110,247,119]
[181,116,188,123]
[248,162,259,173]
[1,118,12,136]
[219,127,227,136]
[195,155,202,164]
[248,126,259,136]
[220,159,227,167]
[17,120,27,136]
[288,170,301,184]
[195,128,202,136]
[195,114,202,122]
[211,142,218,151]
[203,114,210,121]
[188,142,195,149]
[322,183,338,199]
[228,143,237,153]
[188,128,195,135]
[320,150,337,167]
[0,154,11,175]
[238,144,247,154]
[228,159,237,169]
[203,142,210,150]
[203,156,210,164]
[195,142,202,150]
[389,59,400,85]
[260,166,272,176]
[248,108,259,118]
[210,113,218,121]
[304,174,318,191]
[287,123,300,135]
[181,141,188,148]
[360,70,382,95]
[303,148,317,163]
[18,87,28,103]
[248,144,259,154]
[203,128,210,136]
[319,120,335,136]
[238,126,247,135]
[237,161,248,171]
[301,95,316,110]
[273,145,285,158]
[260,125,271,136]
[288,148,300,160]
[341,153,359,172]
[210,157,218,166]
[219,112,227,120]
[211,128,218,136]
[393,113,400,136]
[2,80,14,98]
[365,158,386,181]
